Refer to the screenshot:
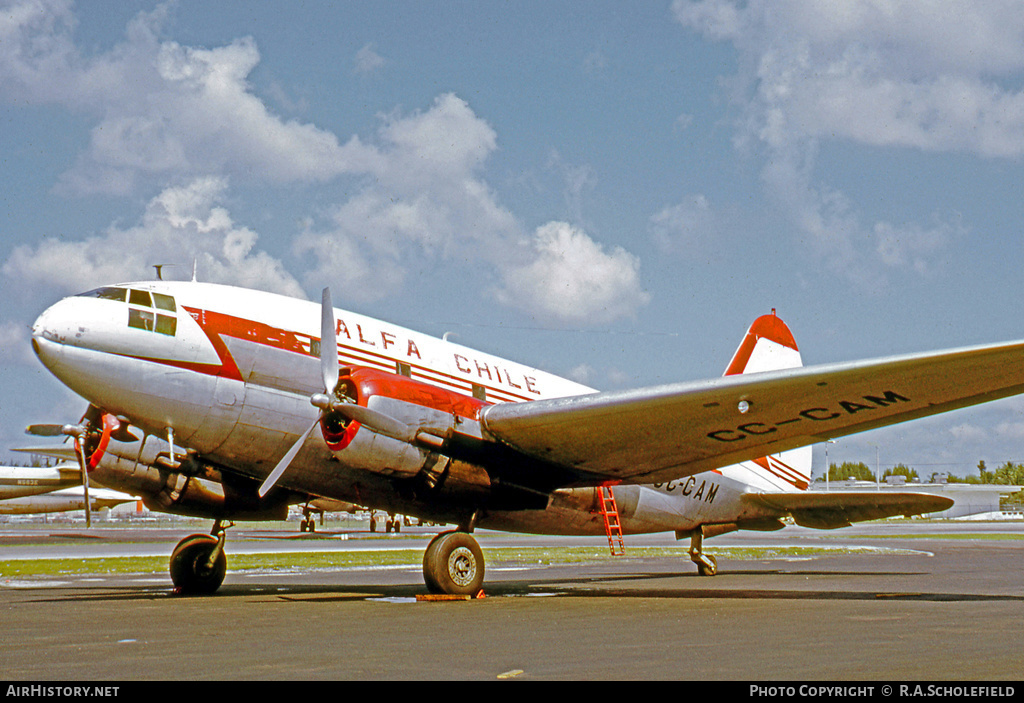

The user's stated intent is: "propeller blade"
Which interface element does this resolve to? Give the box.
[26,424,67,437]
[73,435,91,529]
[258,415,320,498]
[261,287,342,499]
[320,287,339,394]
[329,403,417,444]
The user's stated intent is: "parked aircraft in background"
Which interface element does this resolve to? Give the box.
[0,462,81,500]
[0,461,135,516]
[0,485,135,516]
[29,278,1024,595]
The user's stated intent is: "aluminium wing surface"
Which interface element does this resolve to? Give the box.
[478,339,1024,486]
[743,491,955,529]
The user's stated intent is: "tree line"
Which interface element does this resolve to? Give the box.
[822,460,1024,485]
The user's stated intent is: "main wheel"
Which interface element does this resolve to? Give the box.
[422,531,484,595]
[170,534,227,595]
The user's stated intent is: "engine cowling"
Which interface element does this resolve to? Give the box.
[81,411,287,520]
[320,367,491,485]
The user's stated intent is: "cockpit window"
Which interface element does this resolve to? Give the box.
[152,292,176,312]
[76,286,177,336]
[155,314,177,336]
[129,289,152,307]
[78,287,127,302]
[126,288,177,337]
[128,308,155,332]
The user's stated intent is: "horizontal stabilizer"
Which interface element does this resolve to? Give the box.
[743,491,954,529]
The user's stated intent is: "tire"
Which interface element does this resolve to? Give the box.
[697,554,718,577]
[170,534,227,595]
[422,531,484,596]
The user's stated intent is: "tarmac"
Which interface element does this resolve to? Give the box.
[1,519,1023,681]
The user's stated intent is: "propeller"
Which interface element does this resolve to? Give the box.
[258,287,424,498]
[25,422,93,527]
[258,288,342,498]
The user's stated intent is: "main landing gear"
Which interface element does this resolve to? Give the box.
[422,531,485,596]
[299,503,321,532]
[166,520,486,597]
[170,520,231,595]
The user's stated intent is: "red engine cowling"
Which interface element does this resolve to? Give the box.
[320,367,490,478]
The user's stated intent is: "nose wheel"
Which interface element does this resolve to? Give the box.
[170,523,230,595]
[423,531,485,596]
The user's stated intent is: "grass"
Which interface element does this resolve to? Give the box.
[0,544,929,580]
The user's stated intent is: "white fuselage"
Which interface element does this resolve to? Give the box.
[31,281,799,535]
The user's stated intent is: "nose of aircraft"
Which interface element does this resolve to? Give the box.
[31,297,78,371]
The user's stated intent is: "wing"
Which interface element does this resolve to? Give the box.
[744,491,954,529]
[479,339,1024,485]
[12,446,78,461]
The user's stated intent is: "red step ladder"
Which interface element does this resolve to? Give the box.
[598,486,625,556]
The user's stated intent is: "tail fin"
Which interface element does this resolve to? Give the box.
[724,309,802,376]
[723,311,812,491]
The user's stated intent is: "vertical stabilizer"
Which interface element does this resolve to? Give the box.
[724,309,802,376]
[723,311,812,491]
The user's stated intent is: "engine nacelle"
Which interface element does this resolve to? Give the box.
[320,367,489,482]
[82,412,287,520]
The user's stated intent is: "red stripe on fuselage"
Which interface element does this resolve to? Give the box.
[175,306,534,402]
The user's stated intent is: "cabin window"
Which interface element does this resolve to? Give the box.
[472,383,487,401]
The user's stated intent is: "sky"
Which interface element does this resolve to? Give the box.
[2,0,1024,479]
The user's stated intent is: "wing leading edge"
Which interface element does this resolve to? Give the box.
[479,338,1024,486]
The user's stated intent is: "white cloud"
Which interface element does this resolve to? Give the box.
[294,94,523,301]
[0,4,649,325]
[496,222,650,325]
[650,194,719,254]
[353,43,386,75]
[673,0,1024,281]
[2,176,306,298]
[0,1,377,194]
[676,1,1024,156]
[948,423,989,444]
[0,320,35,365]
[294,95,649,322]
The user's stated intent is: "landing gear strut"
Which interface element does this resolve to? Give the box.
[170,521,231,595]
[422,531,484,595]
[299,503,320,532]
[688,529,718,576]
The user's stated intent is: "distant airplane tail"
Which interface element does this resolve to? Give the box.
[722,311,813,492]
